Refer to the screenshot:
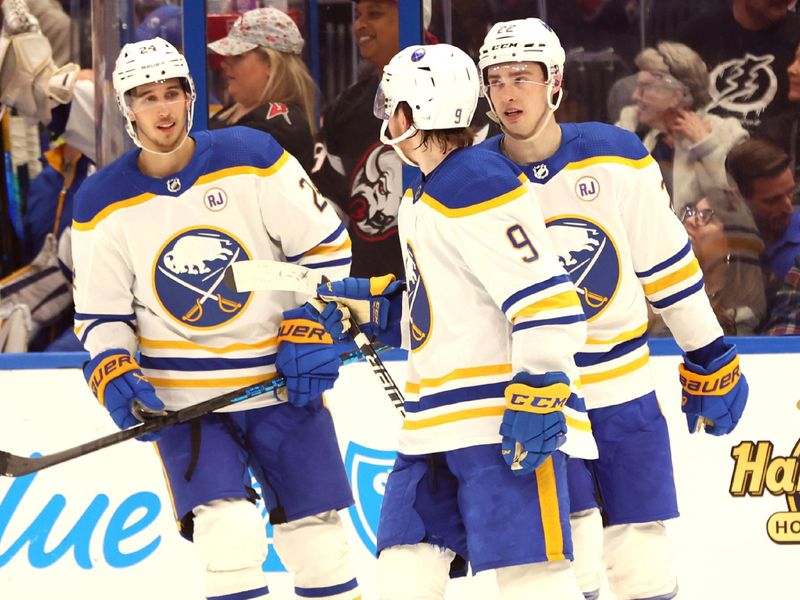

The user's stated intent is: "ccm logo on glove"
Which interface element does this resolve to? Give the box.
[679,355,740,396]
[505,381,570,413]
[89,354,142,404]
[278,318,333,344]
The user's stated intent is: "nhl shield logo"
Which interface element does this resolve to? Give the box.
[345,442,396,554]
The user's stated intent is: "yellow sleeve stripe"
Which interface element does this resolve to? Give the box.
[147,373,273,388]
[402,406,505,430]
[581,352,649,385]
[536,456,567,561]
[586,323,648,345]
[195,150,290,185]
[420,182,528,217]
[642,258,700,296]
[73,152,291,231]
[566,414,592,432]
[72,191,156,231]
[564,154,654,171]
[405,363,513,394]
[303,237,352,257]
[138,336,278,353]
[513,290,582,320]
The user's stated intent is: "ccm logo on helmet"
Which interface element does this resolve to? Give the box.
[491,42,519,50]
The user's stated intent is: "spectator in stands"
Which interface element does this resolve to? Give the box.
[726,138,799,286]
[312,0,494,279]
[676,0,800,144]
[207,7,316,172]
[135,2,182,49]
[617,41,748,215]
[764,255,800,334]
[685,191,766,334]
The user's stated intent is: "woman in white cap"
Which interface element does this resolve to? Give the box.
[208,7,316,169]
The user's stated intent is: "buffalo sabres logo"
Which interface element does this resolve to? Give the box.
[345,442,396,554]
[406,242,432,351]
[708,53,777,127]
[349,142,402,241]
[546,217,620,320]
[153,227,251,328]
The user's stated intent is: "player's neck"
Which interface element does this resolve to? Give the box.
[415,145,457,176]
[502,120,562,165]
[137,135,196,179]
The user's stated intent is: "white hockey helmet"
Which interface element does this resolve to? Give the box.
[112,37,196,148]
[478,18,565,112]
[374,44,479,162]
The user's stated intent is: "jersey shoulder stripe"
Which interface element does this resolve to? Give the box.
[420,146,528,216]
[73,129,289,229]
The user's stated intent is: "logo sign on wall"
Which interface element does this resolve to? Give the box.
[344,442,396,554]
[730,438,800,543]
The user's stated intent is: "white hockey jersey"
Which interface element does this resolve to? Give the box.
[482,123,724,410]
[72,127,351,411]
[397,146,597,458]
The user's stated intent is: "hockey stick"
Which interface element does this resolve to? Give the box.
[225,260,406,416]
[0,344,383,478]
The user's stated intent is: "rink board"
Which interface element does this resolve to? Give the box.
[0,342,798,599]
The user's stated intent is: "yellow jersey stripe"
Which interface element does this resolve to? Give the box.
[195,150,290,185]
[566,415,592,432]
[536,456,566,561]
[148,374,272,388]
[565,154,654,171]
[642,258,700,296]
[73,152,290,231]
[513,290,582,320]
[405,363,513,394]
[581,352,650,385]
[420,184,528,218]
[139,337,278,353]
[72,191,156,231]
[303,237,353,257]
[586,323,648,345]
[402,406,505,430]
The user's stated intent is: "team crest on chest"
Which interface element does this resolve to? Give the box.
[405,242,432,351]
[546,217,620,320]
[204,187,228,211]
[167,177,181,193]
[153,227,252,328]
[349,142,402,241]
[575,176,600,201]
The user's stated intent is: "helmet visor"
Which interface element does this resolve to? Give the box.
[373,82,394,120]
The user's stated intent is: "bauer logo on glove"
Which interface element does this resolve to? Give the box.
[679,357,740,395]
[278,318,333,344]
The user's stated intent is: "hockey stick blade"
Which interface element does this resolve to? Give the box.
[225,260,324,295]
[0,344,381,478]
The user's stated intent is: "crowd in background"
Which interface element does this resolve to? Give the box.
[1,0,799,352]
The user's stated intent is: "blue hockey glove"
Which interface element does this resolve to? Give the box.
[679,340,748,436]
[276,305,341,408]
[500,372,569,476]
[317,275,405,346]
[84,349,166,442]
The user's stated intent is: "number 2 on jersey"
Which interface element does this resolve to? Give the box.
[300,177,327,212]
[507,224,539,263]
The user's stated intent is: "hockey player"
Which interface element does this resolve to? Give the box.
[315,43,597,599]
[477,18,749,600]
[71,38,360,600]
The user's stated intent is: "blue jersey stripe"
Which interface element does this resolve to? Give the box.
[296,578,358,598]
[406,382,507,413]
[139,354,276,371]
[512,314,586,333]
[636,241,691,279]
[649,279,705,309]
[501,274,573,314]
[75,311,136,321]
[575,333,648,367]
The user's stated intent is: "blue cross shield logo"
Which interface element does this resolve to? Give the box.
[344,442,396,554]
